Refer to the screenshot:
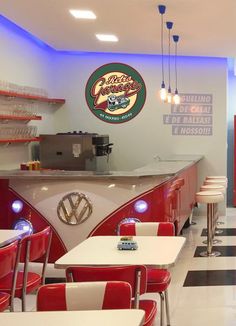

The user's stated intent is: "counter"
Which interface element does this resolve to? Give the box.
[0,154,203,179]
[0,155,203,262]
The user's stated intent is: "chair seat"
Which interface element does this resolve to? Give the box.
[132,299,157,326]
[0,292,10,312]
[0,271,41,297]
[147,268,171,293]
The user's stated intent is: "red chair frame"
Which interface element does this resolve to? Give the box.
[66,265,157,326]
[119,222,175,326]
[0,226,52,311]
[37,281,132,311]
[0,240,20,312]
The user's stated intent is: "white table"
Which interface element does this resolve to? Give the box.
[55,236,186,269]
[1,309,145,326]
[0,229,26,247]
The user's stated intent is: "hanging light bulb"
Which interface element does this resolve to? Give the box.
[158,5,167,101]
[173,35,180,105]
[166,21,173,104]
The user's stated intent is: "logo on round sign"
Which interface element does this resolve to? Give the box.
[85,63,146,123]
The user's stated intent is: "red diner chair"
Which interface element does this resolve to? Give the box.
[0,241,19,312]
[119,222,175,326]
[0,226,52,311]
[37,281,132,311]
[66,265,157,326]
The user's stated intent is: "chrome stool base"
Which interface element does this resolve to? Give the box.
[203,239,222,244]
[199,251,221,257]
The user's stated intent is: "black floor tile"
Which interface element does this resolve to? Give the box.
[201,228,236,236]
[183,270,236,286]
[194,245,236,257]
[45,277,66,284]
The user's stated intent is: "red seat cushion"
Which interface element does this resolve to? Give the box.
[0,292,10,312]
[147,268,171,293]
[132,299,157,326]
[0,271,41,298]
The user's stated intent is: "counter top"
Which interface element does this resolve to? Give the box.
[0,155,203,180]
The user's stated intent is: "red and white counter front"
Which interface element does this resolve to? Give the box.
[0,155,202,262]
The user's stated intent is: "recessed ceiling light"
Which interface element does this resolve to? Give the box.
[96,34,118,42]
[69,9,96,19]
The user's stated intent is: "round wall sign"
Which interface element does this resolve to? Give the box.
[85,62,146,123]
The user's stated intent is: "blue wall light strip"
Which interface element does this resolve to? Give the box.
[0,14,55,52]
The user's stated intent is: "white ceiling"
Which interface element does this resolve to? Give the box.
[0,0,236,57]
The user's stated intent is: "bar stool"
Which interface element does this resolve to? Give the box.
[171,178,185,229]
[200,184,225,244]
[206,176,227,181]
[195,191,224,257]
[204,178,227,228]
[204,179,227,187]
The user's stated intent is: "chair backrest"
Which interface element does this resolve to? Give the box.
[37,281,132,311]
[0,240,19,279]
[66,265,147,299]
[20,226,52,262]
[119,222,175,236]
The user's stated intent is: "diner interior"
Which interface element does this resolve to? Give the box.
[0,1,236,326]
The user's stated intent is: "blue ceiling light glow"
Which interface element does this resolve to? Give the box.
[13,218,33,235]
[134,200,148,213]
[11,200,23,213]
[117,217,141,235]
[0,15,55,52]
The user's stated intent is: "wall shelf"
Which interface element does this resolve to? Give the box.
[0,90,65,104]
[0,115,42,121]
[0,137,40,144]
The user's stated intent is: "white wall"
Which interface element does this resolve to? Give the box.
[0,19,59,169]
[0,19,228,197]
[52,53,227,189]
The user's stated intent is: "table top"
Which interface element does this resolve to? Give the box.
[1,309,145,326]
[55,235,186,269]
[0,229,26,247]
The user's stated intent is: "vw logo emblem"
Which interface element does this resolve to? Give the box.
[57,192,93,225]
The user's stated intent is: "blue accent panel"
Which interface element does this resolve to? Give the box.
[166,21,173,29]
[158,5,166,14]
[0,14,55,52]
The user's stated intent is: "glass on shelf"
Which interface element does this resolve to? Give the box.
[0,125,38,140]
[0,99,39,118]
[0,80,49,99]
[0,80,10,92]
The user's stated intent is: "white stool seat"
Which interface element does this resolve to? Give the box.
[195,191,224,204]
[206,176,227,180]
[200,184,225,195]
[204,179,227,188]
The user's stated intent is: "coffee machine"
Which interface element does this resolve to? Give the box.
[39,132,113,171]
[85,135,113,172]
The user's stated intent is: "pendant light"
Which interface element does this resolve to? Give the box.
[158,5,167,101]
[166,21,173,104]
[173,35,180,105]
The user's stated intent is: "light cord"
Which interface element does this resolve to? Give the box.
[161,14,164,83]
[168,28,171,90]
[175,41,178,91]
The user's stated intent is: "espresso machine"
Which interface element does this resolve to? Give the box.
[39,132,113,172]
[85,134,113,172]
